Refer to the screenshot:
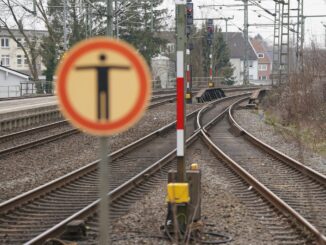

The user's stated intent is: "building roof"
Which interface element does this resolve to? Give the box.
[223,32,257,60]
[0,28,48,38]
[0,65,29,79]
[251,38,272,64]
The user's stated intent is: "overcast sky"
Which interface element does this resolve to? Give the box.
[162,0,326,47]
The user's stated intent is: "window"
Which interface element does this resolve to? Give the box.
[249,75,254,80]
[258,64,268,71]
[258,53,264,58]
[17,38,22,48]
[249,61,253,68]
[24,56,28,65]
[1,55,10,66]
[17,55,22,66]
[1,38,9,48]
[167,43,175,53]
[261,76,267,80]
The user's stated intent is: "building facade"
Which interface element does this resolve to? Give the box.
[224,32,258,85]
[251,37,272,81]
[0,28,47,78]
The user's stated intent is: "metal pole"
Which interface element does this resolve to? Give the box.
[209,46,213,86]
[300,0,304,71]
[97,2,114,244]
[107,0,113,36]
[99,137,110,244]
[115,0,119,38]
[88,2,92,38]
[225,19,228,43]
[33,0,36,15]
[296,1,300,69]
[175,0,186,183]
[151,1,154,32]
[86,2,89,38]
[243,0,249,85]
[324,25,326,47]
[63,0,68,51]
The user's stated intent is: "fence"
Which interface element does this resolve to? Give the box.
[0,86,21,98]
[0,81,54,99]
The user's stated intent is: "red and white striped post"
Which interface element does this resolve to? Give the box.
[209,54,213,87]
[176,0,186,182]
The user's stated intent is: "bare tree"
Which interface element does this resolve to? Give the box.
[0,0,41,81]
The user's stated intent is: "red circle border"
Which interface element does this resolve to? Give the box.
[56,38,151,135]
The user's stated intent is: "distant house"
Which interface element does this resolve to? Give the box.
[251,37,272,81]
[151,31,176,88]
[0,28,47,78]
[0,65,30,98]
[224,32,258,85]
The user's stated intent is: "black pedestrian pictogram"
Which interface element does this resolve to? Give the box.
[76,54,130,121]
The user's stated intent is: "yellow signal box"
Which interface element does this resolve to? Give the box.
[167,183,190,204]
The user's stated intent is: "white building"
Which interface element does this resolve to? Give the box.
[0,28,47,78]
[151,55,175,89]
[0,65,30,98]
[224,32,258,84]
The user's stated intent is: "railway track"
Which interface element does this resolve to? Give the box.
[197,97,326,244]
[0,94,176,158]
[0,93,249,244]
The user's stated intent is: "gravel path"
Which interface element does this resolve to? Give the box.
[233,109,326,175]
[82,140,275,244]
[0,103,203,203]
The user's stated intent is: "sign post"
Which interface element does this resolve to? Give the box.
[176,0,186,184]
[55,38,151,244]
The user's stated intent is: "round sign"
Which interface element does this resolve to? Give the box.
[56,37,152,136]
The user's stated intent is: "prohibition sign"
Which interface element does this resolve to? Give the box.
[56,37,152,136]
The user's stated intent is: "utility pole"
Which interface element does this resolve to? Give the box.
[243,0,249,85]
[98,2,113,245]
[279,0,290,83]
[207,19,214,87]
[186,0,193,103]
[63,0,68,51]
[323,24,326,47]
[115,0,119,38]
[225,18,229,43]
[272,2,281,86]
[176,0,186,183]
[107,0,113,36]
[151,1,154,32]
[299,0,304,71]
[32,0,36,15]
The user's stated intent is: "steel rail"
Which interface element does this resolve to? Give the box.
[228,99,326,186]
[1,94,248,213]
[0,94,251,244]
[0,103,203,214]
[0,96,177,158]
[24,130,200,245]
[196,97,326,244]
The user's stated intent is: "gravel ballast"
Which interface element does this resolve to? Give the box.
[233,109,326,175]
[0,103,203,203]
[82,140,275,244]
